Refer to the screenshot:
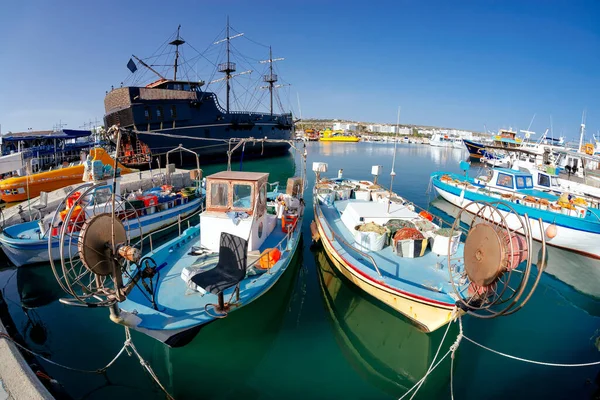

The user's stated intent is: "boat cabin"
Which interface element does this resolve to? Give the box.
[200,171,276,252]
[485,168,534,192]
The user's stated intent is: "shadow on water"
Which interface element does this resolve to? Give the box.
[313,245,454,399]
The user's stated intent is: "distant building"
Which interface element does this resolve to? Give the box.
[333,122,358,132]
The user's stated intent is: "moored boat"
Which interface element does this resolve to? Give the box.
[312,162,545,332]
[0,167,203,267]
[104,23,294,166]
[431,166,600,259]
[48,139,307,346]
[0,148,134,203]
[319,129,360,142]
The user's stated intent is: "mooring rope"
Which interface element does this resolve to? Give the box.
[461,333,600,368]
[398,307,458,400]
[0,327,174,399]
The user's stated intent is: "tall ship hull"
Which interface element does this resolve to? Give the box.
[104,88,293,163]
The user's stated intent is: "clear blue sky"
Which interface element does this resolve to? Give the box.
[0,0,599,141]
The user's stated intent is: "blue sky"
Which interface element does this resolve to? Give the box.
[0,1,599,141]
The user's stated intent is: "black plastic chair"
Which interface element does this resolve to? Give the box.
[190,232,248,314]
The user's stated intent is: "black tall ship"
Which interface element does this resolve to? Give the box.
[104,22,294,166]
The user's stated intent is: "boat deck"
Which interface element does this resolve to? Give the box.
[318,200,465,306]
[121,218,298,333]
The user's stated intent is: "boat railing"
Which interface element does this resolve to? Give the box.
[132,198,206,253]
[314,200,383,279]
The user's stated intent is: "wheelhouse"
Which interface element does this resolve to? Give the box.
[490,168,534,191]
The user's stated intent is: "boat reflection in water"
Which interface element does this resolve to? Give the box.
[314,246,454,398]
[17,264,64,310]
[159,240,305,399]
[429,196,600,305]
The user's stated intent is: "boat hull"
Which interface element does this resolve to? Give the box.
[117,216,304,347]
[314,212,456,333]
[0,148,135,203]
[431,178,600,259]
[0,197,203,267]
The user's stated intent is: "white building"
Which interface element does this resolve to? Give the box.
[333,122,358,132]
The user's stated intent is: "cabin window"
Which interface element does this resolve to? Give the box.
[515,177,525,189]
[233,183,253,209]
[496,173,514,189]
[551,176,559,186]
[174,84,183,90]
[156,106,163,120]
[538,174,550,187]
[144,107,151,121]
[257,184,267,217]
[171,106,177,119]
[210,182,228,207]
[525,177,532,187]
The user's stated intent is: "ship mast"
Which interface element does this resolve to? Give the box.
[169,25,185,81]
[213,17,249,113]
[260,46,284,115]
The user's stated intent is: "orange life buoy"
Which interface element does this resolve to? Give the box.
[419,210,434,221]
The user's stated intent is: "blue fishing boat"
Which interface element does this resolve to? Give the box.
[50,167,305,347]
[0,177,203,267]
[311,162,544,333]
[431,166,600,259]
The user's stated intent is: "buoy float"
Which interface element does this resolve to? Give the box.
[419,210,433,221]
[545,223,557,239]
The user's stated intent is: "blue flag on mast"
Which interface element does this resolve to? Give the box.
[127,58,138,73]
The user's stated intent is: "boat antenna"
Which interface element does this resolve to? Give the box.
[169,25,185,81]
[578,109,586,153]
[387,106,400,213]
[260,46,284,115]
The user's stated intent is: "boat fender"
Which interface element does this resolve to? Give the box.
[419,211,433,222]
[545,224,557,239]
[259,248,281,270]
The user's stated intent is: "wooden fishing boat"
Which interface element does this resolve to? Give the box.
[312,162,546,333]
[0,148,134,203]
[50,166,305,346]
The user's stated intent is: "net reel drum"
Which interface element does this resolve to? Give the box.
[48,181,148,315]
[447,201,546,318]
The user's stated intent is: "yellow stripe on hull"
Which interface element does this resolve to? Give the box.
[316,217,458,332]
[319,137,360,142]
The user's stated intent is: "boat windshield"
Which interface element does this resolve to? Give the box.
[210,182,228,207]
[496,173,514,189]
[538,174,550,187]
[233,183,253,209]
[514,176,533,189]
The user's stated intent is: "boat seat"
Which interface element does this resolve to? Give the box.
[32,191,48,211]
[190,232,248,313]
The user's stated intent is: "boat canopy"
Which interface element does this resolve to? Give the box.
[2,129,92,142]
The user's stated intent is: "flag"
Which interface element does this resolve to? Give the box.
[127,58,138,73]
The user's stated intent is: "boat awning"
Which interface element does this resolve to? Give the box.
[0,152,24,175]
[2,129,92,142]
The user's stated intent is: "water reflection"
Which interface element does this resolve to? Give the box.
[313,246,452,398]
[162,243,305,399]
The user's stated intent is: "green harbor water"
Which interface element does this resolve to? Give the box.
[1,141,600,399]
